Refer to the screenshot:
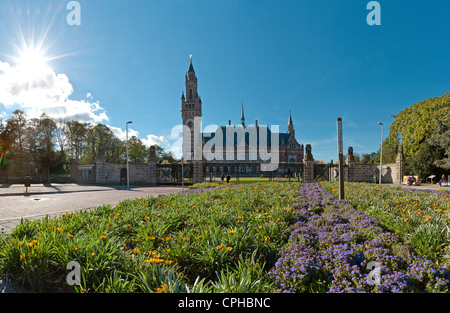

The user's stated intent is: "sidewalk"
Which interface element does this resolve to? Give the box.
[0,183,182,234]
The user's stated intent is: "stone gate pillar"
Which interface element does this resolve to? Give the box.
[345,147,356,182]
[394,145,405,185]
[303,144,314,183]
[193,160,203,184]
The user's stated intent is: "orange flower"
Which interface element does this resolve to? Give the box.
[226,247,232,252]
[264,236,270,242]
[217,243,224,250]
[57,228,63,233]
[155,284,169,293]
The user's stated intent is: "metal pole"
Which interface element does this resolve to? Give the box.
[126,121,133,189]
[378,122,383,185]
[337,118,344,200]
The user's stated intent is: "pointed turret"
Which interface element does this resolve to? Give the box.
[241,103,245,127]
[287,111,295,136]
[188,54,195,73]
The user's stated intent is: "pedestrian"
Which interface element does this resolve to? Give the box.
[221,173,225,183]
[226,174,231,183]
[439,174,447,186]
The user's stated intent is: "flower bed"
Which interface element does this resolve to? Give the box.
[321,182,450,260]
[269,183,450,293]
[0,182,300,293]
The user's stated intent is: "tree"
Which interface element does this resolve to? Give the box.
[406,141,445,181]
[127,136,147,164]
[154,145,176,163]
[428,116,450,170]
[37,113,57,182]
[388,93,450,160]
[66,120,88,161]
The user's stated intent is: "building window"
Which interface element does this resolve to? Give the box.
[81,169,92,179]
[241,166,246,174]
[189,89,193,99]
[251,166,257,174]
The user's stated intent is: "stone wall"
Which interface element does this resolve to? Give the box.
[329,146,405,185]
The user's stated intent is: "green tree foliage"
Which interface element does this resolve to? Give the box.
[428,116,450,170]
[127,136,147,164]
[388,93,450,160]
[406,141,445,180]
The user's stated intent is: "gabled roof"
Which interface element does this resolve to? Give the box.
[202,126,293,148]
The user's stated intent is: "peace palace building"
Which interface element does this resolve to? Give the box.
[181,59,305,177]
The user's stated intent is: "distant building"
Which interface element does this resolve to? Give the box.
[181,58,304,177]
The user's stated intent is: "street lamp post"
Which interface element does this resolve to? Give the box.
[378,122,383,185]
[126,121,133,189]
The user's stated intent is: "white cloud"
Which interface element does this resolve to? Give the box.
[107,125,140,141]
[0,60,108,123]
[142,134,167,147]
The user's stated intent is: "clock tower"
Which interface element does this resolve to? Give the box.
[181,56,202,160]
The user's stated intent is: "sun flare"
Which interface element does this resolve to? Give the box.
[14,47,51,81]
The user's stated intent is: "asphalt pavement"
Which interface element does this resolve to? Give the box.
[0,183,182,234]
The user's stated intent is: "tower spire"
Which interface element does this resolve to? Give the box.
[188,54,195,73]
[241,103,245,127]
[287,111,295,135]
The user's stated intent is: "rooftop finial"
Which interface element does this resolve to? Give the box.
[188,54,195,73]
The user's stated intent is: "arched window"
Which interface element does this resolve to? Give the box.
[189,89,193,99]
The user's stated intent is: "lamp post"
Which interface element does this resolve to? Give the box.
[126,121,133,189]
[378,122,383,185]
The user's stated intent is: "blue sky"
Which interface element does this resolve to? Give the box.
[0,0,449,162]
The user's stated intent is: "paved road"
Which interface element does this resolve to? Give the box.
[0,183,182,233]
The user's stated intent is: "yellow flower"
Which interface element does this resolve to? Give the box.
[28,253,33,257]
[165,260,173,265]
[228,230,235,234]
[100,235,106,240]
[166,249,171,254]
[73,247,78,251]
[148,236,155,240]
[226,247,232,252]
[20,254,24,260]
[28,242,33,248]
[237,216,244,220]
[217,243,224,250]
[91,252,95,257]
[57,228,63,233]
[264,236,270,242]
[67,233,74,238]
[134,248,140,254]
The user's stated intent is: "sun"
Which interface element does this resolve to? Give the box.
[14,46,51,81]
